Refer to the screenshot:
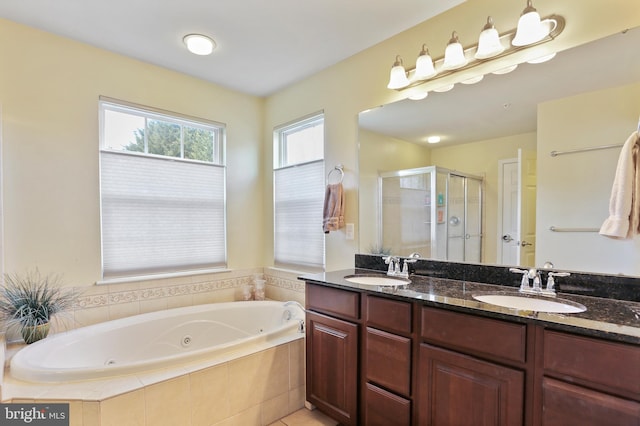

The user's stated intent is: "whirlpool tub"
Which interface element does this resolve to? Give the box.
[10,300,305,383]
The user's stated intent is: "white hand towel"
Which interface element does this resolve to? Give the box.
[599,131,640,239]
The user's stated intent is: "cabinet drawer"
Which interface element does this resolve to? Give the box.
[421,306,526,363]
[543,330,640,398]
[306,283,360,320]
[366,327,412,396]
[542,377,640,425]
[366,295,412,334]
[364,383,411,426]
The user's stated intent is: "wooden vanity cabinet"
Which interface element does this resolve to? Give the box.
[417,306,527,426]
[538,329,640,426]
[305,281,639,426]
[363,295,413,425]
[305,284,360,425]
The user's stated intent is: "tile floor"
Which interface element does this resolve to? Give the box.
[270,408,338,426]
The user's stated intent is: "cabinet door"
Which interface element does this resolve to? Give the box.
[306,311,358,425]
[417,344,525,426]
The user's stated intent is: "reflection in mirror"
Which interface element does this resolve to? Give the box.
[359,27,640,276]
[378,166,483,263]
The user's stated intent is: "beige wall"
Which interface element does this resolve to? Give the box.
[264,0,640,271]
[1,0,639,292]
[537,81,640,275]
[0,18,264,287]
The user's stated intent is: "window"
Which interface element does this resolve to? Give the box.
[273,113,325,270]
[99,98,226,279]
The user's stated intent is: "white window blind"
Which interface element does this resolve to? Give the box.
[100,152,226,278]
[274,160,325,269]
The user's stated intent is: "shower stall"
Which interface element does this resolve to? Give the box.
[378,166,483,262]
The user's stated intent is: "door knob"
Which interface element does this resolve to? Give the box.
[521,240,532,247]
[502,234,513,242]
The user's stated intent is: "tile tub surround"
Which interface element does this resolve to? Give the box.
[355,254,640,302]
[14,268,307,339]
[3,337,305,426]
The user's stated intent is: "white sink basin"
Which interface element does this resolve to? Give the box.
[473,293,587,313]
[344,275,410,287]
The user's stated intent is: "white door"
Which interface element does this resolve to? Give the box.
[499,160,519,265]
[518,149,537,266]
[498,150,537,266]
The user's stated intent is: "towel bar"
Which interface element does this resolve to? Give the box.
[550,143,623,157]
[327,165,344,184]
[549,226,599,233]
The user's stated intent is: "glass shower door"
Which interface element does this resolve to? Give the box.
[465,177,482,262]
[446,174,483,263]
[447,174,466,261]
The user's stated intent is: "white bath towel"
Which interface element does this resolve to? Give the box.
[599,131,640,239]
[323,183,345,233]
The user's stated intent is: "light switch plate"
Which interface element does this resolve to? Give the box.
[346,223,354,240]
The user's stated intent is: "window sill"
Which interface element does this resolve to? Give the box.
[97,268,232,286]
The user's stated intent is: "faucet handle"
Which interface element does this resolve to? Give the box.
[545,271,570,293]
[510,268,531,291]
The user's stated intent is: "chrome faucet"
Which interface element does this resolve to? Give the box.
[283,301,307,333]
[510,267,570,297]
[383,255,416,278]
[529,268,542,292]
[383,256,401,276]
[284,300,307,312]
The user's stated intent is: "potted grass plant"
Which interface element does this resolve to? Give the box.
[0,269,75,344]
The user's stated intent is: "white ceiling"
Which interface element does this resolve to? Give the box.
[359,26,640,146]
[0,0,464,97]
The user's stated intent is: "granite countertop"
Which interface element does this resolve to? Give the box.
[300,269,640,345]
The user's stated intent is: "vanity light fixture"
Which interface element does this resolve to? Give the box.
[442,32,467,70]
[415,45,437,80]
[512,0,557,47]
[475,17,504,59]
[387,55,411,89]
[183,34,216,56]
[385,1,564,93]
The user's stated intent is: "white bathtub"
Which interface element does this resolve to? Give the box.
[10,300,305,383]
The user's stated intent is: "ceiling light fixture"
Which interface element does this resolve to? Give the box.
[427,136,441,144]
[385,1,564,93]
[183,34,216,56]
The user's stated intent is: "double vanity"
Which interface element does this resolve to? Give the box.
[300,255,640,425]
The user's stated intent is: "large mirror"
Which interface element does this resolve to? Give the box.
[359,27,640,277]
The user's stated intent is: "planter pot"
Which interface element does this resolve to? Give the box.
[21,322,50,344]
